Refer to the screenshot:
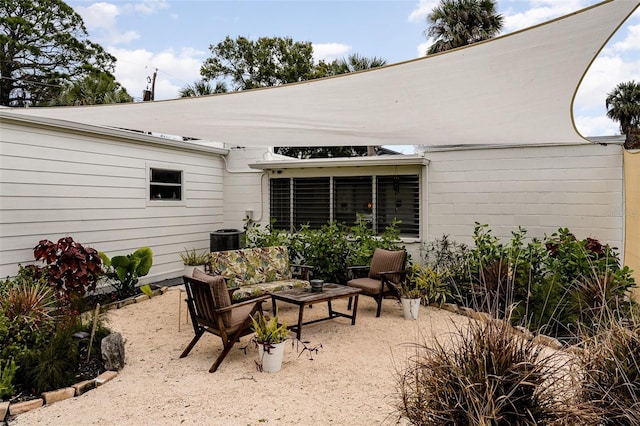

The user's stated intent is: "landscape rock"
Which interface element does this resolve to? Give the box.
[102,332,125,371]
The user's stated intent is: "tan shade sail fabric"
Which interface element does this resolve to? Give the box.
[3,0,639,147]
[624,150,640,301]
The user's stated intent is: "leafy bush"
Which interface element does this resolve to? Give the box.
[422,225,636,340]
[0,359,17,400]
[101,247,153,299]
[244,217,404,284]
[33,237,103,303]
[396,318,594,425]
[404,264,451,306]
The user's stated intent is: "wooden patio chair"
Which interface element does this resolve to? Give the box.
[346,248,407,317]
[180,275,268,372]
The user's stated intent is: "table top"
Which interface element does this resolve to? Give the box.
[270,283,361,303]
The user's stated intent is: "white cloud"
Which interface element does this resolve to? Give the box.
[108,47,206,101]
[75,2,119,30]
[130,0,170,15]
[75,2,140,46]
[416,41,430,57]
[502,1,586,33]
[312,43,351,63]
[576,55,640,110]
[611,23,640,52]
[575,114,620,138]
[408,0,438,24]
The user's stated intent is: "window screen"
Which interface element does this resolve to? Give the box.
[334,176,373,226]
[270,178,291,230]
[377,175,419,236]
[293,177,330,229]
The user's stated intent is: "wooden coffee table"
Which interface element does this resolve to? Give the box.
[269,284,361,339]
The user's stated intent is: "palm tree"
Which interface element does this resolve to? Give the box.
[335,53,387,73]
[48,72,132,106]
[606,81,640,149]
[179,79,227,97]
[425,0,504,55]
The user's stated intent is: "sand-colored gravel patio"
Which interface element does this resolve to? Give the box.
[9,286,470,425]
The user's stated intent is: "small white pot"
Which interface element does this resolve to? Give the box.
[258,341,286,373]
[183,264,205,277]
[401,298,421,320]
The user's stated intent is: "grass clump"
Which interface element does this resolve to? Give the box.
[578,309,640,426]
[396,318,594,425]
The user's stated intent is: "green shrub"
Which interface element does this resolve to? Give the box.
[404,264,451,306]
[0,358,17,400]
[244,217,404,284]
[101,247,153,299]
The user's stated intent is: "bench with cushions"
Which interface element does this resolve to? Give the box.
[196,246,311,301]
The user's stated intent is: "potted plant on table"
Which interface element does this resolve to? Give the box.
[251,311,290,373]
[180,248,209,276]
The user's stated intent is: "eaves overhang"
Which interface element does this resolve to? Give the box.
[249,155,430,170]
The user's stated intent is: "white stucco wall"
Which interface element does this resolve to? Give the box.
[0,116,227,282]
[423,143,624,250]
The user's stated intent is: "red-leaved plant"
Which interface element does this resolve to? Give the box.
[33,237,102,302]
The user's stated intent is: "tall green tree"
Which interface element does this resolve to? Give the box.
[0,0,116,106]
[606,80,640,150]
[179,79,227,97]
[425,0,504,55]
[201,36,317,91]
[49,72,132,106]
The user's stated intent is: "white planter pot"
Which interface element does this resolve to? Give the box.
[183,264,205,277]
[258,341,286,373]
[401,298,421,320]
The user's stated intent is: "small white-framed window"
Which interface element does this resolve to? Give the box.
[147,165,184,205]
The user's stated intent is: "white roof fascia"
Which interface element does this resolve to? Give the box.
[250,155,429,170]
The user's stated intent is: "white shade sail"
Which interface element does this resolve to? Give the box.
[4,0,639,147]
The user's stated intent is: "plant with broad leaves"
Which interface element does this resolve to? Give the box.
[33,237,102,302]
[100,248,153,300]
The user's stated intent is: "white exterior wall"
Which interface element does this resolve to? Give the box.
[222,147,269,230]
[0,117,226,282]
[424,143,624,249]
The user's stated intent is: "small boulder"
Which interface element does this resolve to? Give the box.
[101,332,125,371]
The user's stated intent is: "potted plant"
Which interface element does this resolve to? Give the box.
[180,248,209,276]
[398,273,424,321]
[400,264,451,320]
[251,311,290,372]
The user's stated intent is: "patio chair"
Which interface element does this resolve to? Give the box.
[346,248,407,317]
[180,274,269,372]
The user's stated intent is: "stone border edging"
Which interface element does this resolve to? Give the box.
[438,302,566,351]
[1,286,170,424]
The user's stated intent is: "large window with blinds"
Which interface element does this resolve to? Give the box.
[270,174,419,237]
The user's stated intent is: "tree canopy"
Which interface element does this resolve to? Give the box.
[425,0,504,55]
[201,36,318,91]
[0,0,117,106]
[606,80,640,150]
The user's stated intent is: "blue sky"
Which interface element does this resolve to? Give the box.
[68,0,639,140]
